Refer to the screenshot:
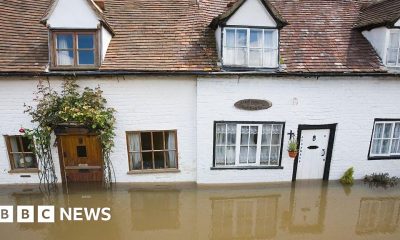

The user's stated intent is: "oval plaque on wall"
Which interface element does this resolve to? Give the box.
[234,99,272,111]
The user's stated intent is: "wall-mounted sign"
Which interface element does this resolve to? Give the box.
[234,99,272,111]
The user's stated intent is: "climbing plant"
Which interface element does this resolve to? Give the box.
[23,78,116,190]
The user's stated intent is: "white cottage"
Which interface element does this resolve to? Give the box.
[0,0,399,185]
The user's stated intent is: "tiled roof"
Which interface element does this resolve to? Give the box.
[0,0,386,74]
[355,0,400,30]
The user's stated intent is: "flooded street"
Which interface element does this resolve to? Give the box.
[0,181,399,240]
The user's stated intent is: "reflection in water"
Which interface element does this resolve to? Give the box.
[288,181,327,233]
[130,190,180,230]
[211,195,279,239]
[0,182,399,240]
[357,197,400,235]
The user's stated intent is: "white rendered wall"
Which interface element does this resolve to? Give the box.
[0,76,197,184]
[395,19,400,27]
[101,26,112,61]
[226,0,276,27]
[196,76,400,184]
[47,0,99,29]
[362,27,389,62]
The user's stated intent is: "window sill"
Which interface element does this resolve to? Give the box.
[8,169,40,174]
[210,166,283,170]
[222,66,279,72]
[368,156,400,160]
[50,66,100,71]
[127,169,180,175]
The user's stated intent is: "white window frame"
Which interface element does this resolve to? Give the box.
[370,120,400,157]
[222,27,279,68]
[386,29,400,67]
[214,122,284,168]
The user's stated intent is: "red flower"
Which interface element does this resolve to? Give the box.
[19,128,25,133]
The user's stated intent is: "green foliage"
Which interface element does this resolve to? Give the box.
[340,167,354,185]
[287,139,298,152]
[364,173,400,187]
[24,78,116,186]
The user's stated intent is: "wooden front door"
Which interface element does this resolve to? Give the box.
[58,135,103,182]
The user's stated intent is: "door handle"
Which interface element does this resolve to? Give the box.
[321,149,326,156]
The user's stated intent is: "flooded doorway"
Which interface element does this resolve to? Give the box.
[293,124,336,181]
[58,134,103,183]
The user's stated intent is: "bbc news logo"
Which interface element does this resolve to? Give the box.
[0,206,111,223]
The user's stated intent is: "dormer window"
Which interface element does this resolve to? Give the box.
[387,30,400,67]
[52,31,98,68]
[223,27,278,68]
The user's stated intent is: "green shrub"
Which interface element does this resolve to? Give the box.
[287,139,298,152]
[364,173,400,187]
[340,167,354,185]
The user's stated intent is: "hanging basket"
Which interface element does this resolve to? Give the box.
[288,151,298,158]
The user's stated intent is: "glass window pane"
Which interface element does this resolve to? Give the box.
[381,139,390,154]
[57,34,73,49]
[142,152,153,169]
[371,139,381,154]
[153,132,164,150]
[249,126,258,146]
[248,146,257,163]
[227,131,236,145]
[141,132,152,150]
[250,30,262,48]
[226,29,235,47]
[270,146,280,165]
[239,146,248,163]
[224,47,235,65]
[260,146,270,164]
[374,123,384,138]
[12,153,24,169]
[249,49,262,67]
[154,152,165,169]
[216,124,226,145]
[78,34,94,49]
[21,137,33,152]
[9,136,21,152]
[78,50,95,65]
[236,29,247,47]
[262,125,272,145]
[57,50,74,65]
[129,153,141,170]
[215,146,226,165]
[128,133,141,152]
[24,154,37,168]
[264,31,273,48]
[241,126,249,145]
[166,151,177,168]
[389,32,400,48]
[387,49,398,65]
[226,146,236,165]
[391,139,399,154]
[263,49,277,67]
[165,131,176,150]
[393,123,400,138]
[235,48,248,65]
[383,123,393,138]
[272,125,282,145]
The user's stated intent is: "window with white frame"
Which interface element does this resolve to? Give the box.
[214,122,284,167]
[387,30,400,67]
[223,28,279,68]
[370,120,400,158]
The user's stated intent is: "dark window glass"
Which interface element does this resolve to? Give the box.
[76,146,87,158]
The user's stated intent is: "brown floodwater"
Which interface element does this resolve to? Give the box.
[0,181,399,240]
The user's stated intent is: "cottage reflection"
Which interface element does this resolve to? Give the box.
[288,181,327,233]
[211,195,279,239]
[356,197,400,235]
[130,190,180,231]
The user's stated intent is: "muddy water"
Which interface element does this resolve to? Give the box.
[0,181,399,240]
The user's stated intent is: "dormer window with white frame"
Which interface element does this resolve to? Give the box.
[210,0,287,70]
[223,27,278,68]
[387,29,400,67]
